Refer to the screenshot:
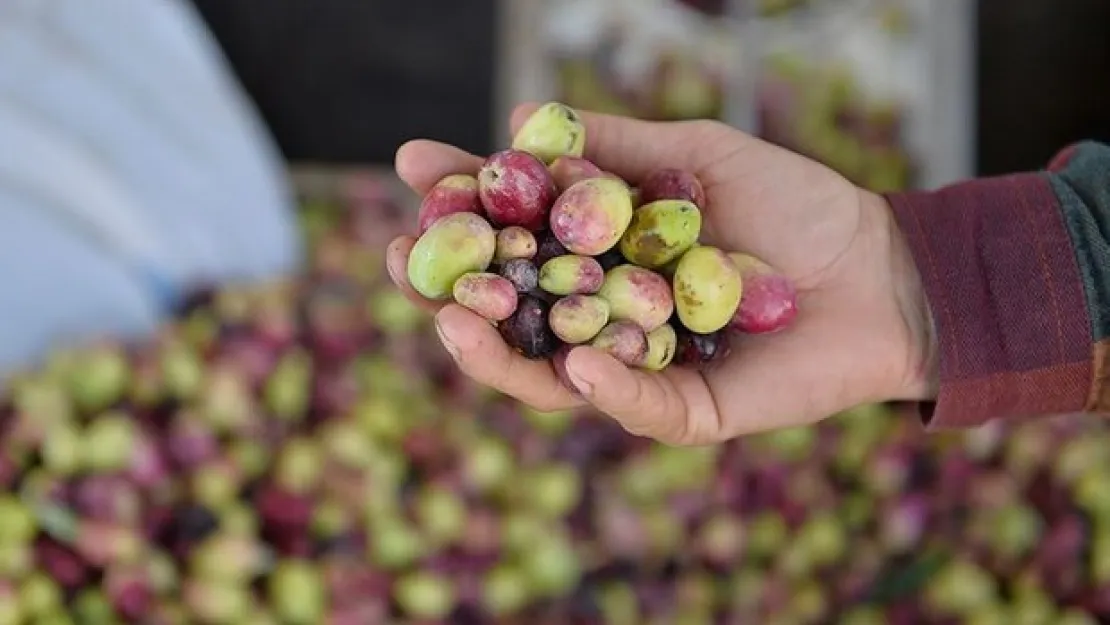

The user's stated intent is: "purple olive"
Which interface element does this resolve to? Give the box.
[534,230,570,267]
[104,565,154,620]
[594,248,627,272]
[673,326,730,365]
[499,258,540,294]
[498,295,562,360]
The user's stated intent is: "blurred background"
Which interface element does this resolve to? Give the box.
[1,0,1109,623]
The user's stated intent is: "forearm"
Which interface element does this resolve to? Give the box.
[887,142,1110,428]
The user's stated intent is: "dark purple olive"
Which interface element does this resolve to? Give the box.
[498,295,562,360]
[534,230,570,267]
[594,248,627,272]
[672,326,730,365]
[162,504,220,545]
[499,258,540,294]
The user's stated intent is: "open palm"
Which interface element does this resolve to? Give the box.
[386,104,935,445]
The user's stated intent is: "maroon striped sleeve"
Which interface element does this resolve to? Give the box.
[886,172,1092,429]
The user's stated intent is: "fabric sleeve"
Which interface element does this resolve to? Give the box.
[885,141,1110,429]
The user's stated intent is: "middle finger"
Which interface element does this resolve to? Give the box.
[434,304,584,412]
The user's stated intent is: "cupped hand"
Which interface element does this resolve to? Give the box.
[386,104,937,445]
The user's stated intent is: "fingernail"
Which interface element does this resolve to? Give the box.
[435,319,460,360]
[566,364,594,397]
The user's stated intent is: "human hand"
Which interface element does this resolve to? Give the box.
[386,104,937,445]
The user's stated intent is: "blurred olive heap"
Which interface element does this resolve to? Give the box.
[755,0,919,193]
[2,169,1109,625]
[549,0,734,123]
[556,51,727,123]
[551,0,917,192]
[757,55,914,193]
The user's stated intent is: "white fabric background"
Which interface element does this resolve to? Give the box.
[0,0,302,373]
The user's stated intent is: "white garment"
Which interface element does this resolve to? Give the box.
[0,188,163,376]
[0,0,302,371]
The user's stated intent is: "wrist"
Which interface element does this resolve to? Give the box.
[861,189,940,402]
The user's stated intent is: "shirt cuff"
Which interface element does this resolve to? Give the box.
[886,173,1092,429]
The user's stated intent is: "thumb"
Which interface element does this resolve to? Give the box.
[562,346,723,446]
[508,103,732,183]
